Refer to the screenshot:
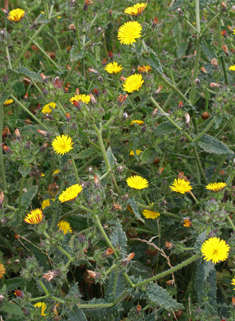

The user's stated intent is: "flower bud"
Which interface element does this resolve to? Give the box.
[89,93,97,105]
[165,241,173,249]
[201,112,209,120]
[210,82,220,88]
[135,305,142,315]
[2,74,8,84]
[15,128,21,139]
[0,294,4,301]
[0,191,4,209]
[121,253,135,266]
[185,113,190,127]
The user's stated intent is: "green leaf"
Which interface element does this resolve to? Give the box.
[68,306,87,321]
[201,38,217,61]
[15,67,43,83]
[177,41,188,58]
[13,81,25,96]
[106,271,128,297]
[35,13,50,24]
[0,94,9,105]
[142,47,163,75]
[18,165,31,178]
[140,147,159,164]
[154,121,181,135]
[5,277,25,292]
[21,185,38,207]
[195,260,216,305]
[70,45,85,62]
[110,219,127,255]
[106,147,117,168]
[2,302,24,316]
[75,148,97,159]
[197,134,233,154]
[127,198,144,223]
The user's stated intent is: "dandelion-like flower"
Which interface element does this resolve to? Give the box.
[69,94,90,105]
[169,178,193,194]
[118,21,142,45]
[231,277,235,290]
[24,209,43,224]
[143,209,160,219]
[0,263,6,279]
[7,8,25,22]
[53,169,60,175]
[183,219,192,227]
[42,102,56,114]
[229,65,235,71]
[124,3,147,15]
[104,62,123,74]
[3,99,13,106]
[58,220,72,234]
[129,150,142,156]
[41,173,45,177]
[59,184,83,203]
[123,74,144,93]
[131,120,144,126]
[34,302,47,316]
[206,182,227,192]
[137,65,152,73]
[42,199,50,210]
[201,237,230,264]
[52,135,73,155]
[126,175,149,190]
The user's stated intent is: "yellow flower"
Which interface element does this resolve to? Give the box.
[42,199,50,210]
[169,178,193,194]
[41,173,45,177]
[183,219,192,227]
[0,263,6,279]
[131,120,144,126]
[129,150,142,156]
[126,175,149,190]
[229,65,235,71]
[59,184,83,203]
[24,209,43,224]
[118,21,142,45]
[3,99,13,106]
[231,277,235,289]
[42,102,56,114]
[124,3,147,15]
[58,220,72,234]
[104,62,123,74]
[201,237,230,264]
[53,169,60,175]
[123,74,144,93]
[143,209,160,219]
[206,182,227,192]
[69,94,90,105]
[7,8,25,22]
[34,302,47,316]
[137,65,152,73]
[52,135,74,155]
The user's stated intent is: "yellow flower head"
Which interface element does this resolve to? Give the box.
[52,135,74,155]
[231,277,235,289]
[206,182,227,192]
[58,220,72,234]
[129,150,142,156]
[229,65,235,71]
[7,8,25,22]
[131,120,144,126]
[69,94,90,105]
[137,65,152,73]
[3,99,13,106]
[42,102,56,114]
[53,169,60,175]
[42,199,50,210]
[143,209,160,219]
[0,263,6,279]
[34,302,47,316]
[169,178,193,194]
[126,175,149,190]
[183,219,192,227]
[24,209,43,224]
[201,237,230,264]
[59,184,83,203]
[124,3,147,15]
[104,62,123,74]
[41,173,45,177]
[118,21,142,45]
[123,74,144,93]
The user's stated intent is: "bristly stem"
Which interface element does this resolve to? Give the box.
[192,146,208,184]
[33,41,62,71]
[217,18,228,85]
[64,61,77,85]
[38,280,50,296]
[227,215,235,233]
[0,103,7,192]
[5,45,12,69]
[71,157,80,184]
[209,154,227,183]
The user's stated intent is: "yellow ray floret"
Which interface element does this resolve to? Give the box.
[118,21,142,45]
[206,182,226,192]
[34,302,47,316]
[131,120,144,125]
[3,99,13,105]
[69,94,90,104]
[201,237,230,264]
[129,150,142,156]
[52,135,74,155]
[24,209,43,224]
[7,8,25,22]
[104,62,123,74]
[0,263,6,279]
[124,3,147,15]
[59,184,83,203]
[123,74,144,93]
[42,199,50,210]
[126,175,149,190]
[58,220,72,234]
[143,209,160,219]
[169,178,193,194]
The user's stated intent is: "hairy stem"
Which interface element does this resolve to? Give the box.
[0,104,7,192]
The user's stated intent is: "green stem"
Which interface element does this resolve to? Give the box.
[193,146,208,184]
[38,280,49,296]
[13,25,45,68]
[47,32,62,56]
[0,104,7,192]
[29,295,49,302]
[75,19,81,50]
[227,215,235,233]
[105,264,117,276]
[218,18,228,85]
[133,254,200,288]
[195,0,200,34]
[71,157,80,184]
[5,45,12,69]
[44,0,49,19]
[64,61,77,85]
[51,296,65,304]
[201,11,220,36]
[10,95,48,130]
[18,177,25,210]
[79,303,113,309]
[57,245,71,259]
[32,41,62,71]
[209,154,227,183]
[194,118,214,142]
[64,257,74,269]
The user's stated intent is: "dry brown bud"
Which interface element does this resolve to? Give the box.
[201,112,209,120]
[210,82,220,88]
[69,24,76,30]
[211,58,218,67]
[0,191,4,209]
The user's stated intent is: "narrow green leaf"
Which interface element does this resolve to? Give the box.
[127,198,144,223]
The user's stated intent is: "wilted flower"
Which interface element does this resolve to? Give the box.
[121,253,135,266]
[183,218,192,227]
[137,65,152,73]
[42,270,59,282]
[0,192,4,209]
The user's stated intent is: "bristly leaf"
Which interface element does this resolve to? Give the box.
[127,198,144,223]
[197,134,233,155]
[68,306,88,321]
[21,185,38,208]
[110,219,127,255]
[106,147,117,169]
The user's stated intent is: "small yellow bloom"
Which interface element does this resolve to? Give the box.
[0,263,6,279]
[169,178,193,194]
[58,220,72,234]
[7,8,25,22]
[137,65,152,73]
[231,277,235,289]
[34,302,47,316]
[143,209,160,219]
[69,94,90,105]
[3,99,13,106]
[183,219,192,227]
[131,120,144,126]
[201,237,230,264]
[53,169,60,175]
[229,65,235,71]
[52,135,74,155]
[59,184,83,203]
[41,173,45,177]
[104,62,123,74]
[42,102,56,114]
[42,199,50,210]
[118,21,142,45]
[24,209,43,224]
[124,3,147,15]
[126,175,149,190]
[206,182,227,192]
[123,74,144,93]
[129,150,142,156]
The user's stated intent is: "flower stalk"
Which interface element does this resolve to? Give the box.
[0,103,7,192]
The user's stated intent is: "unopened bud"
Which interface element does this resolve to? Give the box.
[129,68,135,75]
[232,5,235,12]
[0,294,4,301]
[65,113,71,121]
[221,2,227,12]
[141,125,147,133]
[69,24,76,30]
[152,17,158,28]
[211,58,218,67]
[89,93,97,105]
[0,191,4,209]
[37,129,48,136]
[2,74,8,84]
[222,44,229,55]
[87,270,100,278]
[120,76,126,81]
[185,113,190,127]
[210,82,220,88]
[123,112,128,120]
[98,75,103,83]
[40,142,49,152]
[88,68,99,74]
[177,7,183,15]
[165,280,174,287]
[15,128,21,139]
[154,85,163,95]
[136,305,142,315]
[121,253,135,266]
[103,247,114,256]
[194,78,200,85]
[165,241,173,249]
